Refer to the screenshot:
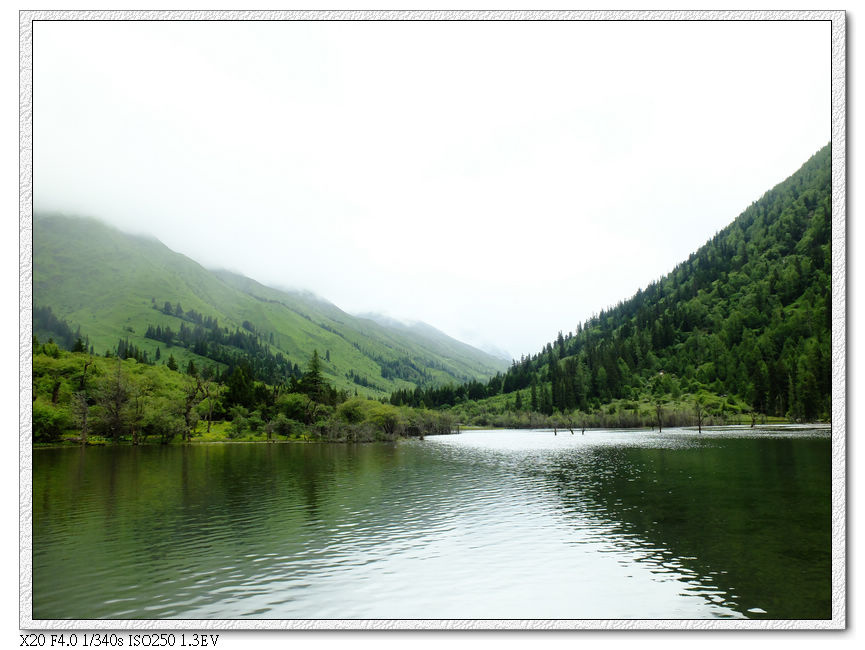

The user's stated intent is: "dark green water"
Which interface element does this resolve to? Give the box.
[32,427,831,620]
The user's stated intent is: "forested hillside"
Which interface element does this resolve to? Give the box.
[395,144,832,423]
[33,216,508,397]
[32,143,832,443]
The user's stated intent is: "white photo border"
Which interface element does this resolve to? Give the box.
[18,8,847,631]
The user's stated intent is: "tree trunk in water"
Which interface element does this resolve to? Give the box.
[80,412,88,445]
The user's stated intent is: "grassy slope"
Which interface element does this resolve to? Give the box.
[33,215,508,395]
[213,270,507,384]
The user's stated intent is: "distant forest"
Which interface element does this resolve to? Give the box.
[392,145,832,422]
[32,145,832,444]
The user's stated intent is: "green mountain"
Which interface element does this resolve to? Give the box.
[33,215,509,395]
[394,144,832,422]
[356,312,511,362]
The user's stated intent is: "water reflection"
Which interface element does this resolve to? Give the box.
[33,428,830,620]
[429,428,830,619]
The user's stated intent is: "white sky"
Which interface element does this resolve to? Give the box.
[32,19,830,359]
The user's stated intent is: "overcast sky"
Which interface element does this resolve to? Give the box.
[32,19,830,359]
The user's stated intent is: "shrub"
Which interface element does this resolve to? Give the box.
[32,400,69,442]
[229,415,248,439]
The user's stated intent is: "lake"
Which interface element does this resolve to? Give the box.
[32,427,831,620]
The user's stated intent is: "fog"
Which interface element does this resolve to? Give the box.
[33,19,830,359]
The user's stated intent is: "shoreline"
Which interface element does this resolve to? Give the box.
[32,421,831,450]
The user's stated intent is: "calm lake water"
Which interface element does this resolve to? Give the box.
[32,427,831,620]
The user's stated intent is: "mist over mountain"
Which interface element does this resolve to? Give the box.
[33,215,509,396]
[392,144,832,424]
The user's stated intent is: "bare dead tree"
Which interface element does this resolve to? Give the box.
[200,379,219,433]
[71,392,89,445]
[79,357,93,391]
[128,382,150,445]
[96,362,131,443]
[182,378,203,442]
[694,398,706,434]
[654,399,664,433]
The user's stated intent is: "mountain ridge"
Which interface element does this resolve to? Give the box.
[355,312,513,362]
[391,144,832,423]
[33,214,509,395]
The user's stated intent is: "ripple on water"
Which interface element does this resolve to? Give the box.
[32,428,830,620]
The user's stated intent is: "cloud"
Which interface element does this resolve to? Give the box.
[33,19,830,359]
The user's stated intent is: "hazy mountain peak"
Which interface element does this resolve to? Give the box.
[34,216,509,396]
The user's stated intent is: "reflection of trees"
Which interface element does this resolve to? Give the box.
[33,437,830,620]
[545,438,831,619]
[34,441,457,617]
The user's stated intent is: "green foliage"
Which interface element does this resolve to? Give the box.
[275,392,310,422]
[247,411,264,433]
[225,365,254,408]
[229,415,248,439]
[270,413,298,439]
[32,147,830,433]
[33,214,508,399]
[336,397,368,424]
[32,347,461,445]
[141,398,187,445]
[394,145,832,424]
[32,399,70,442]
[364,402,403,437]
[297,350,328,402]
[91,362,132,442]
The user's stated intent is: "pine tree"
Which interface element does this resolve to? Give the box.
[167,354,178,371]
[225,365,254,408]
[541,385,553,415]
[299,350,327,403]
